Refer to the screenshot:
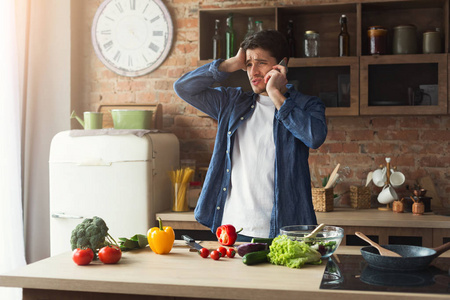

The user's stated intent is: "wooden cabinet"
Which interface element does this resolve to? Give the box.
[198,0,450,116]
[359,0,448,115]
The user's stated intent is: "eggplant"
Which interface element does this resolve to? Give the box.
[237,243,268,257]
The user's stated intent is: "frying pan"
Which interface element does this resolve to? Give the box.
[360,241,450,271]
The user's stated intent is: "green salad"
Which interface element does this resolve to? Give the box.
[267,235,322,269]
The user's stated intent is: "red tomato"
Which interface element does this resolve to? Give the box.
[72,248,94,265]
[226,248,236,258]
[217,246,227,258]
[210,250,221,260]
[198,248,210,258]
[98,245,122,264]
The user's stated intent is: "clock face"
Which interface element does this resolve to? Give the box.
[92,0,173,77]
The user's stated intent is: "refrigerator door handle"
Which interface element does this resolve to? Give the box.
[51,212,84,219]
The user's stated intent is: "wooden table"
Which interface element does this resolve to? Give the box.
[156,208,450,247]
[1,243,449,300]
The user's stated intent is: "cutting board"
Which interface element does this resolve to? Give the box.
[418,176,442,209]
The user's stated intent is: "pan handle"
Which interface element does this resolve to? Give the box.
[433,241,450,256]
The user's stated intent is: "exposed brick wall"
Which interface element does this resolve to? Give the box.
[82,0,449,207]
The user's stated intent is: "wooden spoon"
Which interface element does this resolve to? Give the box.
[325,164,340,189]
[305,223,326,239]
[365,171,373,187]
[355,232,401,257]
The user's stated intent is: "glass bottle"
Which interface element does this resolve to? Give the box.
[226,13,235,59]
[338,14,350,56]
[255,20,263,33]
[287,19,296,58]
[212,19,222,60]
[244,17,255,39]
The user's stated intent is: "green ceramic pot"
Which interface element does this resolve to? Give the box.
[111,109,153,129]
[392,25,417,54]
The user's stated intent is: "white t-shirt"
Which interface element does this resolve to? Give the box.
[221,95,276,238]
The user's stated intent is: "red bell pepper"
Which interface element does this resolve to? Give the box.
[216,224,242,246]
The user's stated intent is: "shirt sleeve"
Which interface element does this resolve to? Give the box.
[173,59,237,120]
[275,91,328,149]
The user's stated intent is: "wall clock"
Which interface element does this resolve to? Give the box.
[92,0,174,77]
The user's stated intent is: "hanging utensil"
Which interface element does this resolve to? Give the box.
[355,232,401,257]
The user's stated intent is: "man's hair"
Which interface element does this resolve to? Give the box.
[240,29,290,63]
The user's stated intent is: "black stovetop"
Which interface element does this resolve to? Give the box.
[320,254,450,295]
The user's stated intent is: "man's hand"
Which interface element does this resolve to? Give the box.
[218,48,246,72]
[265,62,288,109]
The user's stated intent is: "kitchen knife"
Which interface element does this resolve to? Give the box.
[181,235,204,251]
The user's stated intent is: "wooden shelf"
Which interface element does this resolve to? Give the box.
[198,0,450,116]
[360,53,448,115]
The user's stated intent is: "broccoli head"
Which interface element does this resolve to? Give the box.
[70,216,115,253]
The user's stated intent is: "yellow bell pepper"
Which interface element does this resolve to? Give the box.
[147,217,175,254]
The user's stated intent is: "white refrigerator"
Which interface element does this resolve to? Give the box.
[49,130,179,256]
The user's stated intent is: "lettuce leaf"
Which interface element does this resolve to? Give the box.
[267,235,322,268]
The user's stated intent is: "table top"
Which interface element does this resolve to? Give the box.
[1,243,449,299]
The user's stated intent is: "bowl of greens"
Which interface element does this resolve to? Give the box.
[280,225,344,258]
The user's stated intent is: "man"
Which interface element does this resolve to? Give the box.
[174,30,327,240]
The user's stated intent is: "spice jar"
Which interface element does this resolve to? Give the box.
[412,201,425,215]
[368,26,387,55]
[423,30,442,54]
[393,25,417,54]
[392,199,404,213]
[304,30,320,57]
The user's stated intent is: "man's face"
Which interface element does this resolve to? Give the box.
[245,48,277,96]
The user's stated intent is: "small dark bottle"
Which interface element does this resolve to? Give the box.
[338,14,350,56]
[212,19,222,60]
[226,13,235,59]
[287,20,296,58]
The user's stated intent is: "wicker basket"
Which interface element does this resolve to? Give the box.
[312,188,334,212]
[350,185,371,209]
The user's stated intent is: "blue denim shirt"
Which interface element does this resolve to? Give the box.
[173,59,327,238]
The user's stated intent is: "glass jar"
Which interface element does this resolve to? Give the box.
[304,30,320,57]
[392,25,417,54]
[367,26,387,55]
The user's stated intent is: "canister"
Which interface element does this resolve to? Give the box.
[304,30,320,57]
[392,25,417,54]
[423,30,441,54]
[367,26,387,55]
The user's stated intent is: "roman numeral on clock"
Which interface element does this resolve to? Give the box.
[114,51,121,62]
[150,15,160,23]
[149,42,159,52]
[103,41,113,51]
[116,3,124,13]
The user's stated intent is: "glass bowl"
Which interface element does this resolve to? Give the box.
[280,225,344,258]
